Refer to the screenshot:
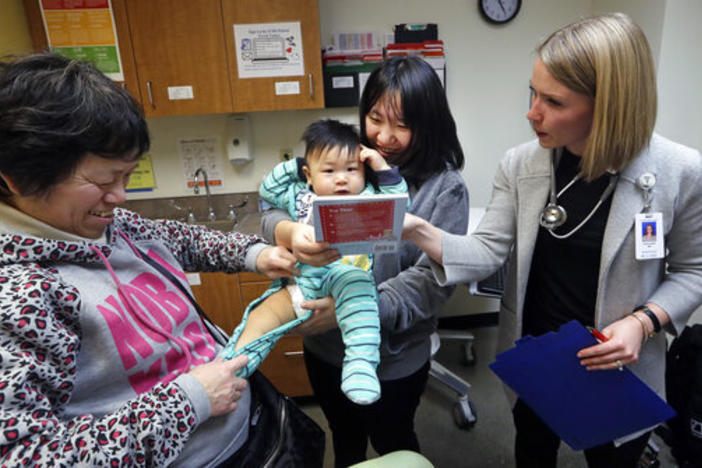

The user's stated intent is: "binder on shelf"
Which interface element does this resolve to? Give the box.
[489,320,676,450]
[394,23,438,43]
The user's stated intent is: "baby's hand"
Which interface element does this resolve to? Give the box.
[359,145,391,172]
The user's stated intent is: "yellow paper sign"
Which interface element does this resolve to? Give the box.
[126,154,156,192]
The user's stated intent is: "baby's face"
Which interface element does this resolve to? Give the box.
[303,146,365,196]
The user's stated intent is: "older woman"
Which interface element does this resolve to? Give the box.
[404,13,702,467]
[0,52,296,466]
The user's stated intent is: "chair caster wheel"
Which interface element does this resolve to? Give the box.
[453,396,477,429]
[460,342,476,366]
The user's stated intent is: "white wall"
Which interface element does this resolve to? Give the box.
[317,0,597,208]
[656,0,702,151]
[130,0,592,203]
[591,0,666,66]
[137,0,701,205]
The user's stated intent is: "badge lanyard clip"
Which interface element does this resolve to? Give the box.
[637,173,656,213]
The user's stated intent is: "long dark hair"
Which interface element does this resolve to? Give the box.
[0,52,149,199]
[359,56,463,187]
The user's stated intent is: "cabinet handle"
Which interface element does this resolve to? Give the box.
[146,81,155,108]
[284,351,304,357]
[308,73,314,100]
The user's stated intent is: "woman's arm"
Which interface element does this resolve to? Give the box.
[376,173,470,333]
[402,213,444,263]
[114,208,292,275]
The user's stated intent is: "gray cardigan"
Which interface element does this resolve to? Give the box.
[431,134,702,400]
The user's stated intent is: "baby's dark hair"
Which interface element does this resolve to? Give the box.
[302,119,359,163]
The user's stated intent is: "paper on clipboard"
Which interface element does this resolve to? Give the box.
[489,320,675,450]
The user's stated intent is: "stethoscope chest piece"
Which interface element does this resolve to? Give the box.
[540,203,567,229]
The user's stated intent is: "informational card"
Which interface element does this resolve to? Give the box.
[312,194,408,255]
[233,21,304,78]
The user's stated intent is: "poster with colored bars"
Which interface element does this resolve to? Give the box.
[312,194,408,255]
[39,0,125,81]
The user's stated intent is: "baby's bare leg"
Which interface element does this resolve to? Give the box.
[235,288,296,350]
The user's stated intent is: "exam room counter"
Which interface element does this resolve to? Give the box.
[122,193,315,396]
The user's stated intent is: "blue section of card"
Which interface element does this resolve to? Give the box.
[489,320,675,450]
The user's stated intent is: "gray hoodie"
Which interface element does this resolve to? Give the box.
[0,207,266,467]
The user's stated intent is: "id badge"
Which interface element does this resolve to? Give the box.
[635,212,664,260]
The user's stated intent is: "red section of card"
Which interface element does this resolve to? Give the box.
[318,200,394,244]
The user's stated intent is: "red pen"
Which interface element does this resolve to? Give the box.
[586,326,609,343]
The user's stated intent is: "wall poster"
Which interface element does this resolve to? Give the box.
[38,0,124,81]
[179,137,223,191]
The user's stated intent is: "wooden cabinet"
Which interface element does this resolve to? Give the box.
[222,0,324,112]
[191,272,313,397]
[190,272,242,335]
[124,0,234,117]
[22,0,324,116]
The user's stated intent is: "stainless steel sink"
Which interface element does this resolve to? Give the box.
[192,214,259,234]
[193,219,237,232]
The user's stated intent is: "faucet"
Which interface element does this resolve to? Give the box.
[193,167,216,222]
[227,204,238,225]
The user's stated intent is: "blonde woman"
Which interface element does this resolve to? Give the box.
[404,13,702,467]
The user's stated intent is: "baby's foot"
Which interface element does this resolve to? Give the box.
[341,359,381,405]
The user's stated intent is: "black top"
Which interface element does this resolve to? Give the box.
[522,148,615,337]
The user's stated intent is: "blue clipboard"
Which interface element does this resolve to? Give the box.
[489,320,675,450]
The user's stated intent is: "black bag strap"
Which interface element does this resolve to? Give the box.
[134,245,229,346]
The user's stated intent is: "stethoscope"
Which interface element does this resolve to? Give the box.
[539,148,620,239]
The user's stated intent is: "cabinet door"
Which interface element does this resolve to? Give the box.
[21,0,142,103]
[221,0,324,112]
[125,0,233,117]
[190,272,242,335]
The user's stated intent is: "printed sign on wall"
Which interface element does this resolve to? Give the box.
[39,0,124,81]
[233,21,304,78]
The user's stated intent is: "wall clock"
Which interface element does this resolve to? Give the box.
[479,0,521,24]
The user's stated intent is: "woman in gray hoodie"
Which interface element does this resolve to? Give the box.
[0,52,296,467]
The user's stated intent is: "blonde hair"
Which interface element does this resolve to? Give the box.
[537,13,657,180]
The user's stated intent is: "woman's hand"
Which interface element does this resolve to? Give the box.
[189,355,249,417]
[359,145,391,172]
[256,246,299,279]
[290,223,340,267]
[293,296,338,335]
[576,316,646,371]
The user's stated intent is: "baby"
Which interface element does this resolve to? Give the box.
[220,119,408,404]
